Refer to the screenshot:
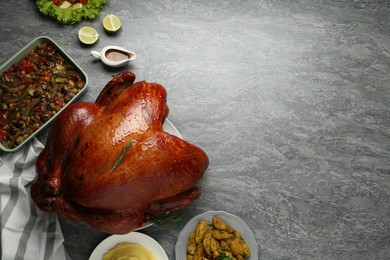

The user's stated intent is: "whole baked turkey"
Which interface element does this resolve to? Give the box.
[31,71,209,234]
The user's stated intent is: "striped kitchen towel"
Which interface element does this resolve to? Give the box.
[0,138,69,260]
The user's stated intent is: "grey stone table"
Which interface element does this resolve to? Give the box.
[1,0,389,259]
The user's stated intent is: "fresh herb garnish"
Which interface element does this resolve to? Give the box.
[111,140,135,173]
[215,253,233,260]
[151,213,183,229]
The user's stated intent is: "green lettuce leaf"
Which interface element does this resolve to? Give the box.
[36,0,108,24]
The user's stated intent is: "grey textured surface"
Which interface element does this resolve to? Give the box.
[1,0,390,259]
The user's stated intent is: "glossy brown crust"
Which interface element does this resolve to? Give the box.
[31,71,209,234]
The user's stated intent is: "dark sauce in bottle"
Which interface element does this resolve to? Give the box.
[105,49,130,62]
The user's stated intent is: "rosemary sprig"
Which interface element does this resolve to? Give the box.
[111,140,135,173]
[151,212,183,229]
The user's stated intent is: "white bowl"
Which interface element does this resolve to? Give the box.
[89,232,168,260]
[175,210,259,260]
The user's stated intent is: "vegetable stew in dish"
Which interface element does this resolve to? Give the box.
[0,41,86,149]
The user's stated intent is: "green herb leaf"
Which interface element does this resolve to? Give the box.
[111,140,135,173]
[215,253,233,260]
[151,213,183,229]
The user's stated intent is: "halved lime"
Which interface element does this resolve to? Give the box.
[78,26,99,45]
[103,14,122,33]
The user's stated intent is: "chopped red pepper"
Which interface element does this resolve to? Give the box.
[0,129,7,141]
[42,75,51,82]
[19,59,35,73]
[33,107,42,113]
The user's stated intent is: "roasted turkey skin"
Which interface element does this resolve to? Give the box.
[31,71,209,234]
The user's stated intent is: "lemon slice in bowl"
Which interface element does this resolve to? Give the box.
[78,26,99,45]
[103,14,122,33]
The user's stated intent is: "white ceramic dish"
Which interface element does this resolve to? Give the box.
[163,119,181,138]
[89,231,168,260]
[133,222,154,231]
[175,210,259,260]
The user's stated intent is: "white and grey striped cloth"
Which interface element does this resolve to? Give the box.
[0,138,69,260]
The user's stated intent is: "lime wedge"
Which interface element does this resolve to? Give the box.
[78,26,99,45]
[103,14,122,33]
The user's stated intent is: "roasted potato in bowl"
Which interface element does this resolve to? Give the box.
[176,211,258,260]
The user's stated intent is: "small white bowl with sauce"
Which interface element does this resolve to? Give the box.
[91,45,136,67]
